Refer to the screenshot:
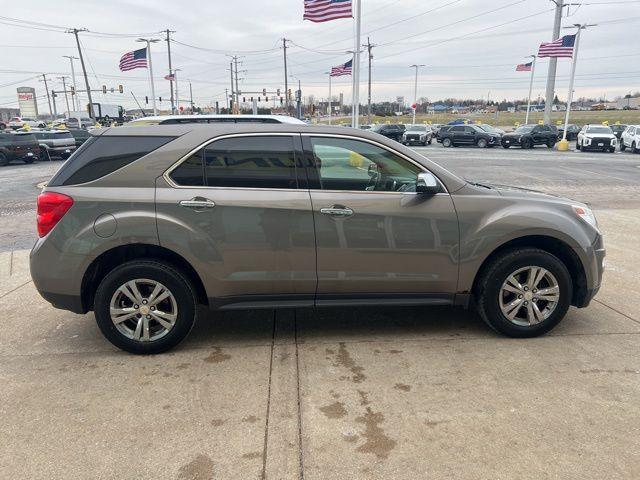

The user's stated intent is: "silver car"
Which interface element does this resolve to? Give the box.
[32,130,77,160]
[31,124,605,354]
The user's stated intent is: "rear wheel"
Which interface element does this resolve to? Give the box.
[476,138,488,148]
[94,260,197,354]
[546,139,556,148]
[0,153,8,166]
[442,138,452,148]
[521,138,532,149]
[502,144,510,149]
[608,147,615,153]
[23,156,34,164]
[633,142,639,154]
[620,142,626,152]
[475,248,572,337]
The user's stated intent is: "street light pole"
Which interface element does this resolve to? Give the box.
[63,55,79,111]
[544,0,564,125]
[136,38,160,115]
[410,64,425,125]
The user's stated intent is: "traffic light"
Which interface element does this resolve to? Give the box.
[102,85,107,94]
[250,96,254,102]
[118,84,123,93]
[70,86,75,96]
[262,88,266,96]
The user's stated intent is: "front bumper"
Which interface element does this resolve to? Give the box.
[577,233,605,307]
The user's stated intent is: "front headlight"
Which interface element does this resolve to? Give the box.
[611,138,617,145]
[419,134,426,139]
[572,204,598,229]
[583,138,591,145]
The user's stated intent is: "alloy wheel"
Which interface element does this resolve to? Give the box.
[498,266,560,327]
[109,278,178,342]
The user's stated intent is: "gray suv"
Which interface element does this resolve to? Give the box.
[31,124,605,354]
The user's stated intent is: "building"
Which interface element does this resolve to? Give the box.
[0,107,20,122]
[617,96,640,110]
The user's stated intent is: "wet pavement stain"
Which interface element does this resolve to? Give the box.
[242,415,259,423]
[357,390,370,406]
[210,419,226,427]
[333,343,366,383]
[176,363,191,370]
[394,383,411,392]
[241,451,262,459]
[388,349,403,354]
[320,401,348,419]
[204,347,231,364]
[355,407,397,459]
[177,454,214,480]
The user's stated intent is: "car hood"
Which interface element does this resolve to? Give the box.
[470,181,573,203]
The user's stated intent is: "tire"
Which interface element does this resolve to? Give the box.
[476,138,488,148]
[23,156,34,164]
[94,260,198,354]
[39,149,50,162]
[0,152,8,166]
[576,141,581,150]
[521,138,532,149]
[502,144,510,149]
[546,139,556,148]
[608,147,615,153]
[633,142,639,154]
[475,248,572,338]
[427,138,432,145]
[620,142,626,152]
[442,138,452,148]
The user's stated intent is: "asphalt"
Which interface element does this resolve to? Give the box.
[1,147,639,479]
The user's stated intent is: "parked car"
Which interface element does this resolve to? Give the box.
[576,125,617,153]
[620,125,640,153]
[7,117,46,129]
[0,120,6,130]
[447,118,472,125]
[402,124,433,146]
[477,124,505,136]
[370,123,405,141]
[128,114,306,126]
[501,124,558,149]
[68,128,92,147]
[609,124,627,141]
[0,131,39,166]
[557,124,581,141]
[31,124,604,353]
[65,117,97,129]
[438,124,501,148]
[32,130,77,160]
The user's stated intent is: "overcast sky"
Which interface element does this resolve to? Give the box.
[1,0,639,113]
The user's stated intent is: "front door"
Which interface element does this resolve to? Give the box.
[156,134,316,306]
[303,135,459,301]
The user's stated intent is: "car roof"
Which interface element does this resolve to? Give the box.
[127,114,306,125]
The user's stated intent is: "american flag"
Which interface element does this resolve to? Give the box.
[303,0,352,23]
[516,62,533,72]
[164,73,175,81]
[330,59,352,76]
[538,34,576,58]
[119,48,148,71]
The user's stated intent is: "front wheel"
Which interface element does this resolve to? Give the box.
[475,248,572,337]
[442,138,453,148]
[521,138,532,149]
[502,144,510,149]
[576,141,581,150]
[633,142,639,154]
[94,260,197,354]
[547,139,556,148]
[476,138,488,148]
[620,142,626,152]
[39,149,50,162]
[608,147,615,153]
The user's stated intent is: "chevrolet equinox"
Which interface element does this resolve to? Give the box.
[31,124,605,354]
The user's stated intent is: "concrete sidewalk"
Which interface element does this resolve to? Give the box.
[1,210,639,479]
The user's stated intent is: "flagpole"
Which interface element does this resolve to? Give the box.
[562,26,584,141]
[137,38,159,115]
[525,55,536,124]
[352,0,361,128]
[325,71,332,125]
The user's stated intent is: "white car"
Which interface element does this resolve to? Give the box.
[620,125,640,153]
[576,124,617,153]
[7,116,46,129]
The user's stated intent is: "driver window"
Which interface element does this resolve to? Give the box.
[309,137,422,192]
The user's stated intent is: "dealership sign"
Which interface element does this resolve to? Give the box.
[17,86,38,118]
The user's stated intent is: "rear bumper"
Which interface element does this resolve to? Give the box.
[38,290,86,314]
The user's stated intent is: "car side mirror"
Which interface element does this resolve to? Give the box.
[416,172,440,195]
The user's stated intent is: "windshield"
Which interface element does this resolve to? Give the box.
[407,125,427,132]
[515,126,534,134]
[586,126,612,134]
[478,125,495,132]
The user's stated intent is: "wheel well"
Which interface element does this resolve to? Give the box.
[471,235,588,306]
[81,244,208,312]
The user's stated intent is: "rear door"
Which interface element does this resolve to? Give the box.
[156,134,316,306]
[302,134,459,301]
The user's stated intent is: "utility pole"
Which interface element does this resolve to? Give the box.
[189,81,193,112]
[165,29,176,114]
[410,64,425,125]
[543,0,564,125]
[68,28,94,118]
[352,0,362,128]
[136,38,160,115]
[58,76,71,113]
[225,88,229,112]
[41,74,53,118]
[233,56,240,114]
[229,61,234,111]
[282,38,289,114]
[174,69,180,114]
[62,56,79,110]
[363,37,374,124]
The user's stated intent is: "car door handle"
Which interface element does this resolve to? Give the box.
[179,198,216,209]
[320,205,353,217]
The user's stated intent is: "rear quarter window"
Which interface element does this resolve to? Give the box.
[48,135,175,186]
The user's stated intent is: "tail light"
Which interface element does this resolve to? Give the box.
[37,192,73,237]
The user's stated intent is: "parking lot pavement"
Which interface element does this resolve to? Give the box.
[1,151,640,479]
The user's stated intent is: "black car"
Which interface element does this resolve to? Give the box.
[502,124,558,149]
[437,124,501,148]
[610,124,627,141]
[557,124,581,141]
[0,132,39,166]
[68,128,92,147]
[370,123,405,142]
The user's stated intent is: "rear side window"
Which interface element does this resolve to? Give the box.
[48,135,175,186]
[169,136,297,189]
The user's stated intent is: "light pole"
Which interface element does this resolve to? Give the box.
[173,68,181,114]
[324,71,332,125]
[410,64,425,125]
[63,55,79,111]
[136,38,160,115]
